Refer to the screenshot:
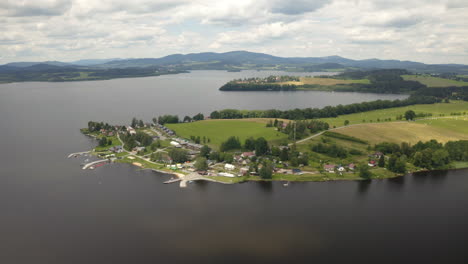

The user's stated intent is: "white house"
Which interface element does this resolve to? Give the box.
[170,141,181,148]
[218,172,235,177]
[224,164,235,170]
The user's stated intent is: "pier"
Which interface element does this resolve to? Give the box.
[68,151,91,158]
[82,159,109,170]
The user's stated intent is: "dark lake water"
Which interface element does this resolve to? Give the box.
[0,70,467,263]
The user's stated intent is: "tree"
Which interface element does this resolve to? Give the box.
[138,119,144,127]
[224,153,234,163]
[255,137,269,156]
[99,137,108,147]
[193,113,204,121]
[131,117,138,128]
[168,148,188,163]
[378,155,385,167]
[194,157,208,171]
[431,149,450,168]
[200,145,211,158]
[259,160,273,179]
[183,116,192,122]
[280,148,289,161]
[359,164,372,179]
[220,136,241,152]
[344,120,350,126]
[405,110,416,121]
[244,137,256,151]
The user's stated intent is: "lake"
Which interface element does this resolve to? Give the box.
[0,70,466,263]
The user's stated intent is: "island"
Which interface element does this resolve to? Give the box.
[72,96,468,187]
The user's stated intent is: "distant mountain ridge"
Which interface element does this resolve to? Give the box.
[2,51,468,74]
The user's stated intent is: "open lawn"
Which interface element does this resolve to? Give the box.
[320,101,468,127]
[416,117,468,134]
[332,120,468,145]
[402,75,468,87]
[166,119,288,149]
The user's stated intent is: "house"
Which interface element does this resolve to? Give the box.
[240,167,249,176]
[241,152,255,158]
[324,164,336,173]
[368,160,377,167]
[225,164,235,171]
[170,141,181,148]
[372,152,384,158]
[134,146,145,152]
[348,163,356,171]
[337,166,346,172]
[218,172,235,177]
[109,145,124,153]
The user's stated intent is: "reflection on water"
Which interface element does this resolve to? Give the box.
[357,180,372,196]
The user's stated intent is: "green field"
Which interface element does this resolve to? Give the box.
[166,119,288,149]
[402,75,468,87]
[332,119,468,144]
[320,101,468,128]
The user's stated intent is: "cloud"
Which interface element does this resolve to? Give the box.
[0,0,467,64]
[268,0,330,15]
[0,0,72,17]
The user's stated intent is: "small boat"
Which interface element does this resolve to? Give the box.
[84,159,89,162]
[283,181,289,187]
[188,180,194,183]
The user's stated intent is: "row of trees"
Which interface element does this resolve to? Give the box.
[210,96,439,120]
[87,121,113,132]
[120,131,153,151]
[375,140,468,170]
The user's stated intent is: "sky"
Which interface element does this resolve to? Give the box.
[1,0,467,64]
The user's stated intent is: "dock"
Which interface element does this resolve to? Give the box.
[82,159,109,170]
[163,178,182,184]
[68,151,91,158]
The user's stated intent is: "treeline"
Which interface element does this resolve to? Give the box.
[220,82,297,91]
[375,140,468,171]
[120,131,153,151]
[210,96,439,120]
[413,86,468,101]
[87,121,114,132]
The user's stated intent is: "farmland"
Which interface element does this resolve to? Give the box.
[319,100,468,127]
[166,119,288,149]
[402,74,468,87]
[330,118,468,145]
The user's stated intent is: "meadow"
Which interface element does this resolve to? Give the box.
[166,119,288,149]
[402,75,468,87]
[319,100,468,127]
[331,119,468,144]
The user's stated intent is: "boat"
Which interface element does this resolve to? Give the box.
[283,181,289,187]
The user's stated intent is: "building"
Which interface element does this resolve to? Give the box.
[241,152,255,158]
[368,160,377,167]
[324,164,336,173]
[170,141,181,148]
[225,164,235,170]
[348,163,356,170]
[337,166,346,172]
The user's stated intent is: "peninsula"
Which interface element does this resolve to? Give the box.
[74,98,468,186]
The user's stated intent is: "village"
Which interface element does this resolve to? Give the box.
[76,119,389,185]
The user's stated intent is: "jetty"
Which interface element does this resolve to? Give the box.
[163,178,182,184]
[68,151,91,158]
[82,159,109,170]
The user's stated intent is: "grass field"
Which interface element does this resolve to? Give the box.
[278,77,370,86]
[320,101,468,127]
[402,75,468,87]
[166,119,288,149]
[416,117,468,134]
[331,119,468,144]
